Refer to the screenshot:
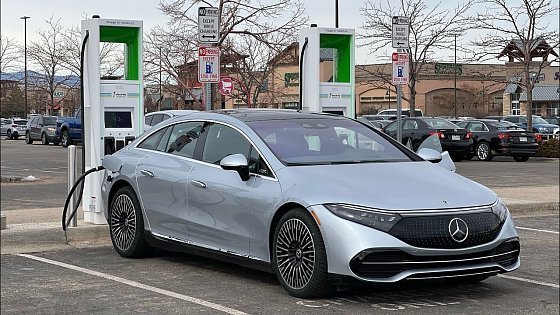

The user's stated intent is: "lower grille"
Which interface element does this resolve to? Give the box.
[350,240,519,279]
[389,212,504,249]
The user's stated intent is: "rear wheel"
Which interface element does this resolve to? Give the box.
[61,130,72,147]
[476,142,493,161]
[41,133,49,145]
[513,155,530,162]
[109,186,151,258]
[272,208,334,298]
[6,130,12,140]
[25,132,33,144]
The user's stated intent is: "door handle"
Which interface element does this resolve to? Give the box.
[190,180,207,188]
[140,169,155,177]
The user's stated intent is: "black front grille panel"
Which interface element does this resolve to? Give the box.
[389,212,504,249]
[350,240,519,279]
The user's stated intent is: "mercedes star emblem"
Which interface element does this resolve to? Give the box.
[448,218,469,243]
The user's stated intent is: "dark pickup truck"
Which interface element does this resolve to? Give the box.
[56,109,82,147]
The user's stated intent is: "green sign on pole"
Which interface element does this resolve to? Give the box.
[434,63,462,75]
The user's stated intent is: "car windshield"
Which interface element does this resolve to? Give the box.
[14,120,27,125]
[422,118,459,129]
[248,118,414,165]
[532,117,549,124]
[43,117,57,126]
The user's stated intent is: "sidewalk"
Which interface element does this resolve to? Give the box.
[1,185,558,255]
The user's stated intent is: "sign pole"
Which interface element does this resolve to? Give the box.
[204,82,212,111]
[396,85,402,144]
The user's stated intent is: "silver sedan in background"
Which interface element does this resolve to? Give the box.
[101,110,519,298]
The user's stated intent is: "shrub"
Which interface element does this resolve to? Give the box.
[536,138,560,158]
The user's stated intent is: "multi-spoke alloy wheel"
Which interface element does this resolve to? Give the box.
[276,218,315,289]
[476,142,492,161]
[272,209,333,298]
[109,186,150,258]
[110,194,137,252]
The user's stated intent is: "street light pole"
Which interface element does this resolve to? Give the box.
[20,16,30,118]
[335,0,339,28]
[454,33,457,118]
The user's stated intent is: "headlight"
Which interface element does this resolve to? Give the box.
[491,198,509,222]
[47,127,56,132]
[324,203,401,232]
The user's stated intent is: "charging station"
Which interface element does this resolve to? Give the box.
[81,18,144,224]
[299,27,355,118]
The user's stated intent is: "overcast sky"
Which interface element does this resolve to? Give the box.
[1,0,558,66]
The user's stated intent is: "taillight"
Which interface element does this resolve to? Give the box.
[465,132,472,139]
[430,131,445,139]
[12,124,18,128]
[536,133,542,142]
[498,133,509,139]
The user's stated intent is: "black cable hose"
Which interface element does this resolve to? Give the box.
[62,166,104,231]
[299,37,308,111]
[62,31,90,234]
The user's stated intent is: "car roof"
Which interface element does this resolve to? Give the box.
[211,109,346,122]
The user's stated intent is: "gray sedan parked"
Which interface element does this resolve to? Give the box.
[101,110,519,298]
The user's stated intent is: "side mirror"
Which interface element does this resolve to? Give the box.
[220,153,250,181]
[417,148,443,163]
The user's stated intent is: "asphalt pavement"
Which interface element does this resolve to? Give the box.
[1,138,559,314]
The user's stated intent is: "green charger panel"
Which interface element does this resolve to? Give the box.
[320,34,352,83]
[100,26,140,80]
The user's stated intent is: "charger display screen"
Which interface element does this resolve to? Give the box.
[105,111,132,128]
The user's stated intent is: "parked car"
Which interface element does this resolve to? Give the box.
[56,109,82,147]
[502,115,559,140]
[455,119,539,162]
[25,115,60,145]
[542,116,559,127]
[144,110,199,132]
[359,115,387,122]
[484,115,503,121]
[378,108,423,117]
[383,117,473,161]
[101,110,518,298]
[1,118,27,139]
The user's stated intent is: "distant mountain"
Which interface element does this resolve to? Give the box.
[0,71,80,88]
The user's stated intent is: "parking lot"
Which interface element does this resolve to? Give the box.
[1,138,559,314]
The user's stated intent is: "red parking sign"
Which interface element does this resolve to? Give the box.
[392,53,409,85]
[219,77,234,95]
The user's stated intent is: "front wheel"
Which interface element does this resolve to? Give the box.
[109,186,151,258]
[476,142,493,161]
[25,132,33,144]
[513,155,530,162]
[61,130,72,147]
[272,209,334,298]
[41,133,49,145]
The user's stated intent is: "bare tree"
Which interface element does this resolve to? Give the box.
[471,0,559,130]
[0,35,21,72]
[27,16,76,114]
[145,0,307,110]
[360,0,475,116]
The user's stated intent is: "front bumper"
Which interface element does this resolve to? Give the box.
[309,204,519,283]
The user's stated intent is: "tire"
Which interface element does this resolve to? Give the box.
[25,132,33,144]
[109,186,151,258]
[450,153,463,162]
[513,155,530,162]
[272,208,334,298]
[6,130,12,140]
[41,133,49,145]
[61,130,72,148]
[476,142,493,161]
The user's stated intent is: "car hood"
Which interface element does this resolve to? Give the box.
[276,161,497,211]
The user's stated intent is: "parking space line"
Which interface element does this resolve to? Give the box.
[17,254,249,315]
[516,226,559,234]
[498,274,559,289]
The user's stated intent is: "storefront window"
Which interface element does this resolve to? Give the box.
[548,103,559,116]
[511,93,520,115]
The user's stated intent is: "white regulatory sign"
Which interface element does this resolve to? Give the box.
[198,47,220,83]
[392,53,409,85]
[392,16,410,48]
[198,7,220,43]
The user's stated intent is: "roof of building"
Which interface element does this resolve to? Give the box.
[499,38,559,59]
[505,83,520,93]
[519,85,560,101]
